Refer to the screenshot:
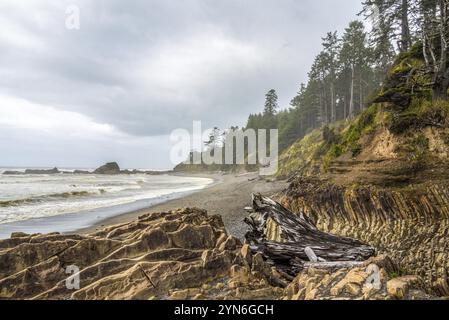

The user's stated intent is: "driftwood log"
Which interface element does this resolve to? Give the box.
[244,194,375,276]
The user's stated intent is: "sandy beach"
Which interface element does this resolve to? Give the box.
[78,172,288,239]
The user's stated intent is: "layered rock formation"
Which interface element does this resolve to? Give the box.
[0,208,284,300]
[279,177,449,296]
[0,207,436,300]
[284,255,433,300]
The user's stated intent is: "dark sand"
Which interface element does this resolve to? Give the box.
[78,172,288,239]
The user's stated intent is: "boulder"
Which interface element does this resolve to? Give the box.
[2,171,23,175]
[218,235,241,251]
[240,244,252,266]
[10,232,29,238]
[93,162,121,174]
[73,170,91,174]
[387,276,423,299]
[24,167,59,174]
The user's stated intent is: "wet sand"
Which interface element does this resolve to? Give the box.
[78,172,288,239]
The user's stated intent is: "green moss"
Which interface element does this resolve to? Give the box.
[389,99,449,134]
[374,43,431,111]
[417,99,449,126]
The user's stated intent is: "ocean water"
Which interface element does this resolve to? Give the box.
[0,169,213,238]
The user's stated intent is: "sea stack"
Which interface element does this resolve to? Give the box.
[93,162,121,174]
[24,167,60,174]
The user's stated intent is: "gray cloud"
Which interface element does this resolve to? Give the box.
[0,0,362,168]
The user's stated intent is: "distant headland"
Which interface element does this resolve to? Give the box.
[2,162,172,175]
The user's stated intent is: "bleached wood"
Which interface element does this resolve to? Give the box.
[244,194,375,276]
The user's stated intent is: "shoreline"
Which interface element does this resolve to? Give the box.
[0,173,216,240]
[73,172,224,234]
[77,172,288,240]
[0,172,287,240]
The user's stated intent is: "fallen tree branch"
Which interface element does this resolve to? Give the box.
[244,194,375,276]
[304,261,365,270]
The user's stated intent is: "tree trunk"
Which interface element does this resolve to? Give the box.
[330,82,336,122]
[400,0,411,52]
[323,88,328,125]
[432,0,449,101]
[244,194,375,276]
[359,74,364,111]
[433,72,449,100]
[343,96,347,120]
[349,65,355,118]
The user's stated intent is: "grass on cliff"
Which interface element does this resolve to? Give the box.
[276,128,326,178]
[277,105,383,177]
[321,104,382,170]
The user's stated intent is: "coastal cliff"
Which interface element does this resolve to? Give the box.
[277,178,449,296]
[270,54,449,296]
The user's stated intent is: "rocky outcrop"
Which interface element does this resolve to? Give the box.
[3,168,62,175]
[0,208,284,300]
[73,170,91,174]
[2,171,23,175]
[0,207,436,300]
[283,255,434,300]
[93,162,121,175]
[24,167,60,174]
[279,177,449,296]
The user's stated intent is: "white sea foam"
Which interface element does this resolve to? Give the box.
[0,172,213,225]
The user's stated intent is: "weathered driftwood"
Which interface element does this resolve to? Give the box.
[244,194,375,276]
[304,261,366,270]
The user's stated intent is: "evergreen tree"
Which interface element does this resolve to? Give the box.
[264,89,279,116]
[339,21,371,117]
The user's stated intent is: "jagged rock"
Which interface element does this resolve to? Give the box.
[240,244,252,266]
[93,162,121,174]
[24,167,59,174]
[73,170,90,174]
[387,276,423,299]
[218,235,241,251]
[281,177,449,293]
[2,171,23,175]
[169,225,215,250]
[0,205,436,300]
[0,208,281,300]
[140,228,170,250]
[10,232,29,238]
[283,257,435,300]
[215,233,227,247]
[170,288,202,300]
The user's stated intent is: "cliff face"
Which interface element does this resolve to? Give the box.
[277,178,449,296]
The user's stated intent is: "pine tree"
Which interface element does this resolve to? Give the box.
[339,21,371,117]
[322,31,340,122]
[361,0,413,53]
[419,0,449,100]
[264,89,279,116]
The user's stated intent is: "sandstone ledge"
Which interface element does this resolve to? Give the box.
[0,208,284,300]
[0,208,436,300]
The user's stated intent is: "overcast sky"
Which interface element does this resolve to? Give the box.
[0,0,363,169]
